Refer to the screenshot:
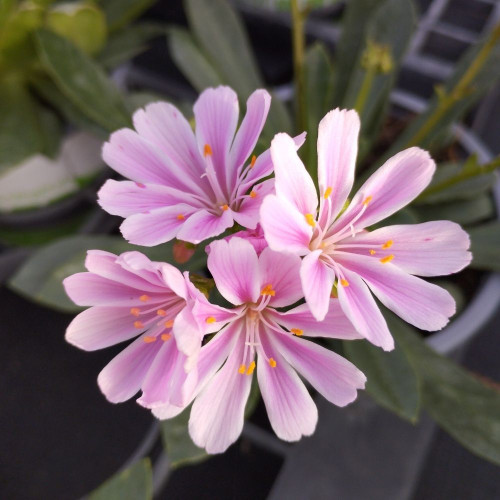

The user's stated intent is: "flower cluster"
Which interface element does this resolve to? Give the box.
[64,86,471,454]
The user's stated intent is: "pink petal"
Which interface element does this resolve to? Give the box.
[176,208,234,245]
[229,89,271,183]
[257,326,318,441]
[151,403,185,420]
[269,331,366,406]
[132,101,206,181]
[65,306,145,351]
[232,178,274,230]
[120,204,196,246]
[329,147,435,234]
[194,86,239,193]
[317,109,360,221]
[335,266,394,351]
[336,252,456,332]
[258,247,303,307]
[338,221,471,277]
[103,129,204,194]
[189,333,252,454]
[271,133,318,216]
[192,298,241,334]
[207,238,260,305]
[268,302,361,340]
[172,305,203,361]
[98,179,202,218]
[260,195,312,255]
[97,334,163,403]
[300,250,335,321]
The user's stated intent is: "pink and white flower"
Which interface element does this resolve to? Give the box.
[98,86,279,246]
[261,109,472,351]
[64,250,203,414]
[163,237,365,454]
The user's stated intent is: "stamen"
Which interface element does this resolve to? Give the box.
[157,309,167,316]
[363,196,373,206]
[369,249,376,255]
[161,333,171,342]
[341,279,349,287]
[135,182,146,188]
[130,307,140,317]
[176,214,185,220]
[269,358,277,368]
[250,155,257,167]
[203,144,212,157]
[382,240,393,249]
[291,328,303,336]
[238,364,246,374]
[324,187,333,199]
[143,336,156,343]
[221,204,229,211]
[261,284,276,296]
[139,295,150,302]
[134,321,144,329]
[304,213,316,227]
[164,320,174,328]
[249,190,257,198]
[380,254,394,264]
[246,361,256,375]
[206,316,216,324]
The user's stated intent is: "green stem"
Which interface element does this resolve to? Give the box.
[291,0,307,134]
[406,23,500,148]
[354,66,376,117]
[418,156,500,201]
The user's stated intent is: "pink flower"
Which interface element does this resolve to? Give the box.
[98,86,277,246]
[63,250,203,415]
[162,237,365,454]
[261,109,472,351]
[206,224,268,256]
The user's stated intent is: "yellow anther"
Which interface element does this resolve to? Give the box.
[363,196,373,206]
[246,361,256,375]
[157,309,167,316]
[380,254,394,264]
[143,336,157,343]
[261,284,276,296]
[250,155,257,167]
[269,358,277,368]
[161,333,171,342]
[139,295,150,302]
[291,328,303,336]
[304,213,316,227]
[134,320,144,329]
[206,316,216,324]
[382,240,393,249]
[341,279,349,287]
[238,364,246,374]
[324,187,333,199]
[369,249,376,255]
[130,307,140,317]
[249,190,257,198]
[176,214,185,220]
[204,144,212,157]
[221,204,229,211]
[164,319,174,328]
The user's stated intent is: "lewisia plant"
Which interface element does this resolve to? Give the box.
[63,89,471,454]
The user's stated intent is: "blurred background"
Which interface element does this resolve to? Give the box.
[1,0,499,498]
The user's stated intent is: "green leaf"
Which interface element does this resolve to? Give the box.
[185,0,262,99]
[413,195,494,226]
[88,458,153,500]
[161,407,208,468]
[98,22,165,69]
[0,80,47,171]
[391,315,500,466]
[8,235,206,312]
[35,29,131,132]
[344,338,420,422]
[46,2,108,55]
[468,221,500,272]
[100,0,155,32]
[167,27,224,91]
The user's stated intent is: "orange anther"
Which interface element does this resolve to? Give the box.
[139,295,150,302]
[130,307,140,317]
[269,358,277,368]
[246,361,256,375]
[164,320,174,328]
[291,328,303,336]
[204,144,212,157]
[221,204,229,211]
[363,196,373,206]
[161,333,171,342]
[176,214,185,220]
[157,309,167,316]
[134,321,144,329]
[261,284,276,296]
[250,155,257,167]
[324,187,333,199]
[206,316,216,324]
[341,279,349,287]
[380,254,394,264]
[369,249,376,255]
[382,240,393,249]
[249,190,257,198]
[238,364,246,374]
[143,336,157,343]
